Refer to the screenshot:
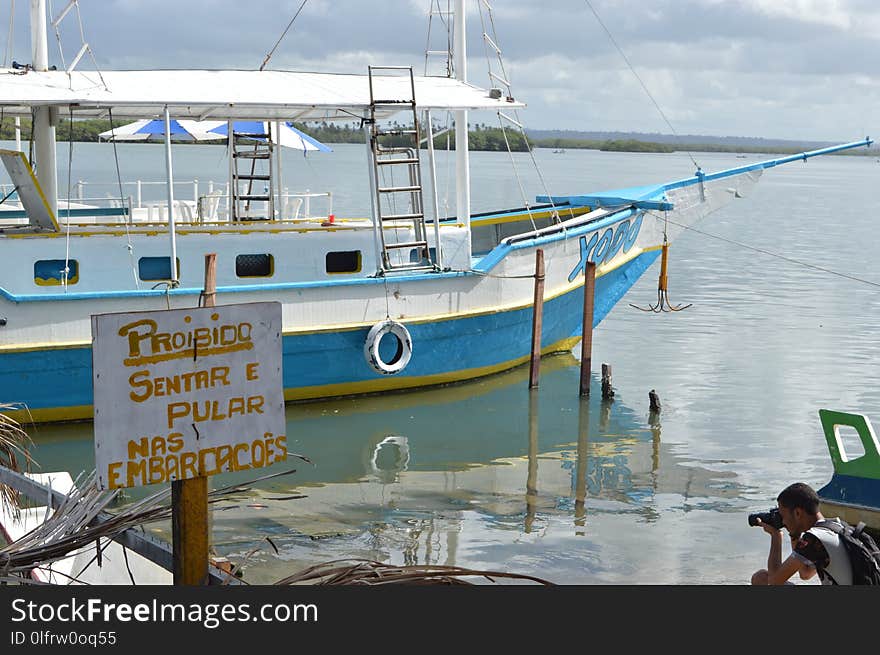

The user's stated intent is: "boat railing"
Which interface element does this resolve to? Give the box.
[72,180,332,222]
[0,180,333,225]
[195,189,333,223]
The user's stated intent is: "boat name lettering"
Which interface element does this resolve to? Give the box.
[117,316,253,366]
[568,213,643,282]
[105,432,287,489]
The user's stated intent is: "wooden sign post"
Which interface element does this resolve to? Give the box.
[171,254,216,585]
[91,253,285,586]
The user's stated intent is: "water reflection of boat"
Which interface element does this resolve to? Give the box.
[208,358,743,581]
[23,354,748,582]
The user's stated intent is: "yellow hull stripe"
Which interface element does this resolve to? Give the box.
[818,499,880,531]
[6,206,585,238]
[8,336,582,424]
[471,206,591,227]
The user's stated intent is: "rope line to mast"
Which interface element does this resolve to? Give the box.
[63,104,73,290]
[3,0,14,67]
[259,0,309,71]
[583,0,700,171]
[656,214,880,290]
[107,107,139,289]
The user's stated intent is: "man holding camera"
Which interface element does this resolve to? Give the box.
[750,482,852,585]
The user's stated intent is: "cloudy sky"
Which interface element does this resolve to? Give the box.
[6,0,879,141]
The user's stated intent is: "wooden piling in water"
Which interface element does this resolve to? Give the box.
[528,249,545,389]
[574,398,590,530]
[525,389,539,533]
[601,363,614,400]
[649,389,662,413]
[579,262,596,396]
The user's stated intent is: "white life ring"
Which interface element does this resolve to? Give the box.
[364,319,412,375]
[369,435,410,480]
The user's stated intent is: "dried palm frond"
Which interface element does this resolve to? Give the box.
[0,404,35,514]
[0,466,302,583]
[273,558,554,586]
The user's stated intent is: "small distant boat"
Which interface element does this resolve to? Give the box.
[552,148,566,154]
[816,409,880,531]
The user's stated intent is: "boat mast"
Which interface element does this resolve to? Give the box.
[454,0,471,248]
[30,0,58,218]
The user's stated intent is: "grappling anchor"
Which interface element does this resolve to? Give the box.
[630,241,692,313]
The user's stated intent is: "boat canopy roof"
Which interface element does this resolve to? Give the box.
[0,69,523,120]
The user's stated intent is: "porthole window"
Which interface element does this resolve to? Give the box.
[138,256,180,281]
[326,250,362,274]
[236,254,274,278]
[34,259,79,286]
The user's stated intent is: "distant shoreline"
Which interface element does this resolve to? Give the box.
[2,117,874,156]
[531,138,878,156]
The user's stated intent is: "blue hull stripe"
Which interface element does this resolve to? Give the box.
[819,474,880,511]
[0,251,660,416]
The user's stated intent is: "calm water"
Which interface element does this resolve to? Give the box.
[11,142,879,584]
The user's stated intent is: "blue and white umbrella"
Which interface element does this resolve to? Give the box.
[196,121,332,152]
[97,118,218,142]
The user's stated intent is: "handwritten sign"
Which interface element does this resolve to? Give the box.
[92,302,285,490]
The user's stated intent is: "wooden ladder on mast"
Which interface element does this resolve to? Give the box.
[231,130,274,221]
[367,66,437,273]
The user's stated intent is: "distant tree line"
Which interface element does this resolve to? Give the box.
[5,117,868,156]
[0,116,129,142]
[530,136,876,156]
[0,117,531,151]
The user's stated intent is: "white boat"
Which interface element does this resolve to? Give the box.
[816,409,880,532]
[0,1,872,425]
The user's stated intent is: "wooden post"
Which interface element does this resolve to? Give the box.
[202,253,217,308]
[601,363,614,400]
[528,249,545,389]
[649,389,662,413]
[171,253,215,585]
[650,413,661,474]
[524,389,539,533]
[574,398,590,530]
[579,261,596,396]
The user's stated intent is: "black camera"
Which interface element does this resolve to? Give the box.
[748,507,784,530]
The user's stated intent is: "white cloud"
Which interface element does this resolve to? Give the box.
[5,0,877,141]
[741,0,853,30]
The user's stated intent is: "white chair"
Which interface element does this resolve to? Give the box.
[198,191,224,223]
[177,200,194,222]
[285,196,303,220]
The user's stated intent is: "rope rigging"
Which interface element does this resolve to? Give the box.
[259,0,309,71]
[582,0,700,172]
[48,0,108,89]
[106,107,140,289]
[655,213,880,291]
